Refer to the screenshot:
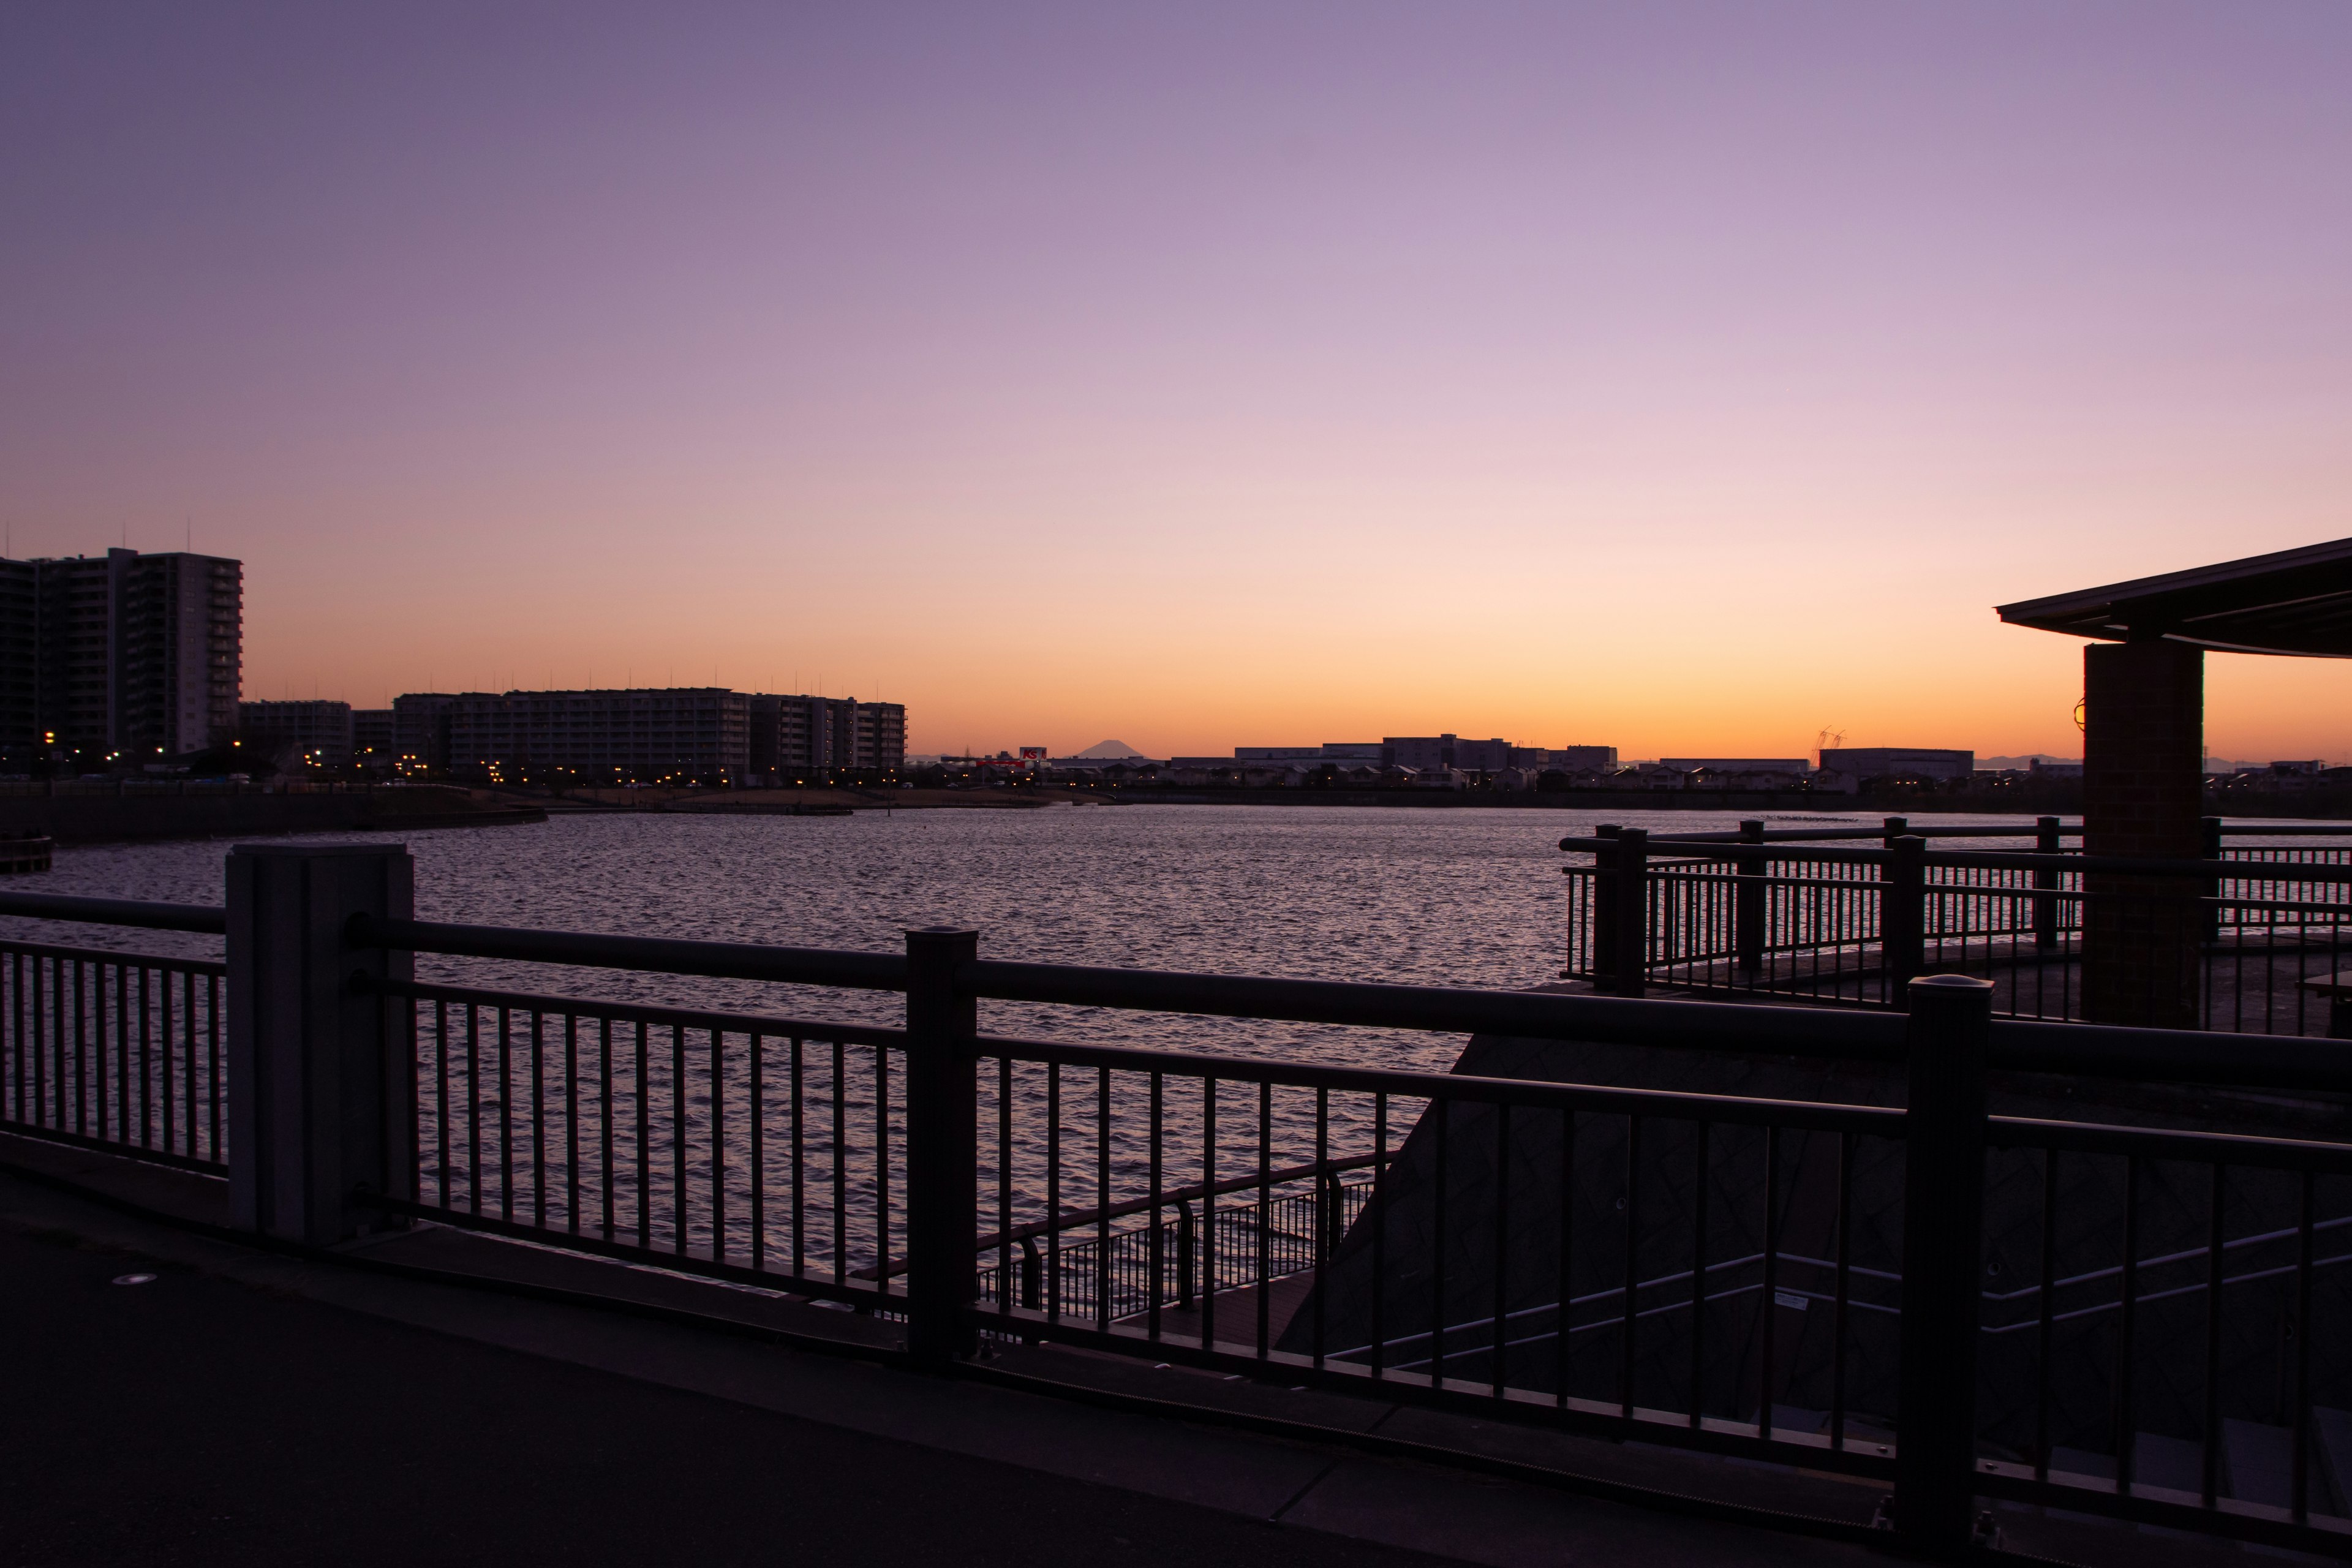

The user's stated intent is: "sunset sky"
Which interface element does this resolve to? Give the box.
[4,4,2348,761]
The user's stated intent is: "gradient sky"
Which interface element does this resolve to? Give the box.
[4,3,2349,761]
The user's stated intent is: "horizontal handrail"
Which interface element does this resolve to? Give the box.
[0,891,227,934]
[1988,1112,2352,1174]
[366,976,907,1047]
[1596,822,2351,846]
[961,958,1907,1058]
[978,1032,1904,1131]
[348,914,908,990]
[1620,824,2079,845]
[1993,1014,2352,1093]
[0,936,226,975]
[1561,838,2352,883]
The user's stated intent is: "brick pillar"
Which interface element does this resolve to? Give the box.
[2081,640,2204,1028]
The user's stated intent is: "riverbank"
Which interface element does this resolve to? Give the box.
[0,788,545,845]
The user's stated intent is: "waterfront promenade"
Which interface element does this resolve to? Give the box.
[1,1134,1883,1568]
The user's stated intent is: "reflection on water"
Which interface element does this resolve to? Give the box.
[5,804,2049,1272]
[4,804,2038,1068]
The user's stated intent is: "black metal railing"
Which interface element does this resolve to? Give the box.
[6,867,2352,1556]
[1564,820,2352,1032]
[0,895,230,1172]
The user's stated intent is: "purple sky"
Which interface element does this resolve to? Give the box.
[5,4,2349,758]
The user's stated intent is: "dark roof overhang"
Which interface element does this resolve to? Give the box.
[1994,537,2352,657]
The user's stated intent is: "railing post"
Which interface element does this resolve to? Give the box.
[2033,816,2061,951]
[1883,834,1926,999]
[1176,1200,1196,1308]
[1896,974,1992,1555]
[903,926,979,1368]
[225,843,415,1246]
[1591,824,1622,989]
[1735,818,1766,978]
[1613,827,1649,998]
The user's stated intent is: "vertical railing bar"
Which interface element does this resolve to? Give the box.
[1688,1120,1709,1430]
[791,1036,805,1277]
[1491,1100,1511,1400]
[873,1039,889,1297]
[138,963,154,1148]
[998,1054,1014,1323]
[565,1013,580,1237]
[74,957,88,1136]
[1313,1084,1329,1371]
[2201,1161,2223,1509]
[599,1017,614,1240]
[830,1037,845,1288]
[711,1027,728,1267]
[530,1011,546,1232]
[1831,1128,1852,1453]
[2116,1155,2139,1495]
[1621,1114,1641,1421]
[1100,1065,1115,1334]
[635,1021,652,1251]
[1202,1076,1218,1352]
[435,1001,453,1209]
[670,1022,687,1257]
[1147,1069,1164,1342]
[1047,1061,1062,1324]
[497,1007,514,1224]
[207,972,221,1163]
[1256,1079,1272,1361]
[750,1031,765,1272]
[1556,1106,1575,1411]
[467,1005,483,1218]
[176,967,195,1158]
[1430,1095,1450,1391]
[1759,1123,1778,1440]
[2034,1146,2058,1483]
[1370,1091,1387,1379]
[2294,1169,2315,1526]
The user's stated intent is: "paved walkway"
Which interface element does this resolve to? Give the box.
[0,1134,2272,1568]
[2,1221,1446,1568]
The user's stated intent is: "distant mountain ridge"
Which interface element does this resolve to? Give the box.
[1074,739,1145,759]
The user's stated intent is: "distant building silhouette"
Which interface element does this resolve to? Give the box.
[388,687,905,781]
[0,548,241,760]
[238,699,353,767]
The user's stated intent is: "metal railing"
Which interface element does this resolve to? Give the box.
[5,860,2352,1557]
[1,895,230,1172]
[1563,818,2352,1031]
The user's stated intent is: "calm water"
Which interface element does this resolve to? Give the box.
[4,804,2048,1265]
[6,803,2032,1070]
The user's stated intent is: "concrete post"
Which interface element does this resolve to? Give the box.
[2082,640,2204,1027]
[226,843,415,1246]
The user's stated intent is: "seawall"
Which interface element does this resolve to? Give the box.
[0,791,545,845]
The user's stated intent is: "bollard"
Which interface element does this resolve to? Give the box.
[1894,974,1993,1555]
[904,927,979,1368]
[226,843,415,1245]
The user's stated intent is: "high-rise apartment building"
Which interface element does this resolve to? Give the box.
[748,695,907,777]
[0,548,241,758]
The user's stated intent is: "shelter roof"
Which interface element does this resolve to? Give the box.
[1995,537,2352,657]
